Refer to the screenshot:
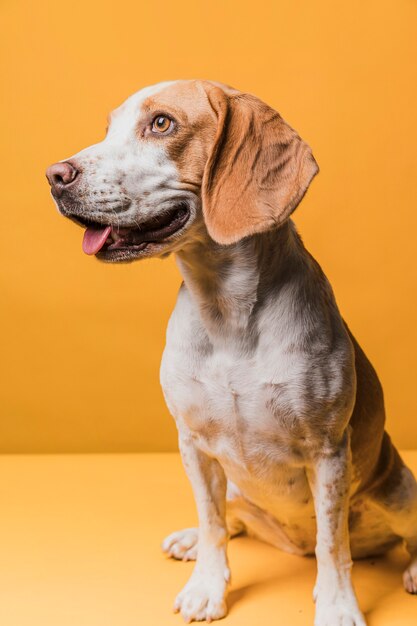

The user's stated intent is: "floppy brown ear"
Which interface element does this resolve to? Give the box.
[201,85,319,244]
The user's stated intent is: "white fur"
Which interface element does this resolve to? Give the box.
[63,82,184,229]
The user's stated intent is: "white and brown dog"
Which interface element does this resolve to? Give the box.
[47,80,417,625]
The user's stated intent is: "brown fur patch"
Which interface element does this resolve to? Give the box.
[141,81,218,191]
[140,80,318,244]
[200,86,319,244]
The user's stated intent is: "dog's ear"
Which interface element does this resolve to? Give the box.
[201,84,319,244]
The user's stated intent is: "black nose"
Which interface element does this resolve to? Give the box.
[46,161,78,197]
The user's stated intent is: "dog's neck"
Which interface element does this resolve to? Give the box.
[175,219,304,344]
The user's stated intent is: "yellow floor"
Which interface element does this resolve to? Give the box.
[0,453,416,625]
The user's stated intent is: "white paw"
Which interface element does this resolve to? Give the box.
[162,528,198,561]
[173,569,230,623]
[403,561,417,594]
[315,602,367,626]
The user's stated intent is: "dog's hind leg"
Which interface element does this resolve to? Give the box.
[367,436,417,594]
[162,527,200,561]
[390,472,417,594]
[380,468,417,593]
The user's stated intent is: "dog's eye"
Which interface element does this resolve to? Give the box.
[151,115,173,134]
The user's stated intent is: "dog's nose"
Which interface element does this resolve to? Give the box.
[46,161,78,197]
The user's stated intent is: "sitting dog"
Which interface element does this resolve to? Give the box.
[47,80,417,626]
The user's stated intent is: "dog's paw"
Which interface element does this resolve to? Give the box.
[162,528,198,561]
[403,560,417,594]
[314,602,367,626]
[173,570,229,623]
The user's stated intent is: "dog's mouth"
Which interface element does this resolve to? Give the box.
[70,204,191,257]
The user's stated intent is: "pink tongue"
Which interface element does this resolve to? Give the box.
[82,226,112,255]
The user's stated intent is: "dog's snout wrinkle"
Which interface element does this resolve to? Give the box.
[98,200,132,213]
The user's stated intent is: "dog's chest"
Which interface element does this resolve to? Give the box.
[161,340,318,527]
[161,324,311,475]
[159,286,328,522]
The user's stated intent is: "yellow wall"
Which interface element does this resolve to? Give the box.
[1,0,416,452]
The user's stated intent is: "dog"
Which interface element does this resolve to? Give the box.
[46,80,417,626]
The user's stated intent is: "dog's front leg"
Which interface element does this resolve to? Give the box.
[307,430,366,626]
[174,433,230,623]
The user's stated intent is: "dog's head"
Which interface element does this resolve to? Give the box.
[46,80,318,262]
